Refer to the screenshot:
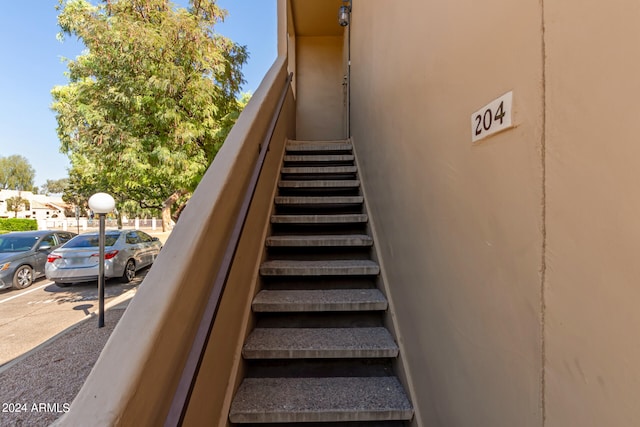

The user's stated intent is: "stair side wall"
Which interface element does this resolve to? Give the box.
[350,1,544,425]
[351,0,640,426]
[543,2,640,427]
[56,57,295,427]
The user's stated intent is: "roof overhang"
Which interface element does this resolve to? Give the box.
[290,0,346,37]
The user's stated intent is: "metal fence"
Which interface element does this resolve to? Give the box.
[38,217,161,232]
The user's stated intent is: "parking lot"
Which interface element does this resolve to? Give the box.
[0,269,148,367]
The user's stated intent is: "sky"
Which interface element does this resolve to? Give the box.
[0,0,277,189]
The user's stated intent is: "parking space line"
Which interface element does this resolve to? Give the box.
[0,282,52,304]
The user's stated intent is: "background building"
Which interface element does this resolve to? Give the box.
[0,189,68,220]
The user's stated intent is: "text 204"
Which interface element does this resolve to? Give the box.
[474,101,506,137]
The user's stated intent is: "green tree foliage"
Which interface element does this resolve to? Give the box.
[5,197,30,218]
[41,178,70,195]
[0,155,36,191]
[52,0,248,230]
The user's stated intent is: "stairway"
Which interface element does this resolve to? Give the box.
[229,140,414,425]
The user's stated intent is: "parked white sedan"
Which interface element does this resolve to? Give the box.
[45,230,162,286]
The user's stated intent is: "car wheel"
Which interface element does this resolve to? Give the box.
[13,265,34,289]
[121,259,136,283]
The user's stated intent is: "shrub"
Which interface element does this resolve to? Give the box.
[0,218,38,232]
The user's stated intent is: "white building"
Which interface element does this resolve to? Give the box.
[0,189,69,220]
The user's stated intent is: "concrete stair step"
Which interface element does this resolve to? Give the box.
[275,196,363,206]
[281,166,357,174]
[286,140,352,153]
[252,289,388,312]
[284,154,355,162]
[266,234,373,247]
[242,327,399,359]
[229,376,414,423]
[259,260,380,276]
[278,179,360,189]
[271,213,368,224]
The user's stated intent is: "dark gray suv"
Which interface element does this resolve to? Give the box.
[0,230,76,290]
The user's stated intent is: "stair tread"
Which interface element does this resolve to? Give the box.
[284,154,354,162]
[275,196,363,205]
[229,376,413,423]
[281,166,357,174]
[252,289,388,312]
[266,234,373,247]
[271,214,368,224]
[286,141,352,152]
[243,327,398,359]
[278,180,360,188]
[260,260,380,276]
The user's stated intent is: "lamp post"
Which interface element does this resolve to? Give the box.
[88,193,115,328]
[75,205,80,234]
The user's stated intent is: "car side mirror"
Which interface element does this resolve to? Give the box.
[152,237,159,242]
[39,243,52,251]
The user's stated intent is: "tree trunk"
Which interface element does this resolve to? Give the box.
[161,190,186,232]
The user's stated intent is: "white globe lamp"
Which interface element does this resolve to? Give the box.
[88,192,115,328]
[88,193,116,214]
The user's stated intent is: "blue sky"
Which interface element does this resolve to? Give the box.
[0,0,277,189]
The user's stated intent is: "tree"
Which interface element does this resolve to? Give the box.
[0,155,35,191]
[41,178,70,195]
[52,0,248,231]
[6,197,30,218]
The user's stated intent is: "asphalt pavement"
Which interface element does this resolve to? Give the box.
[0,272,144,368]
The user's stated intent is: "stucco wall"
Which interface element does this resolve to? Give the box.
[349,0,640,425]
[295,36,345,140]
[544,1,640,426]
[350,0,544,425]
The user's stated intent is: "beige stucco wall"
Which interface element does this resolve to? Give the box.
[295,36,345,140]
[544,1,640,426]
[348,0,640,425]
[350,0,544,425]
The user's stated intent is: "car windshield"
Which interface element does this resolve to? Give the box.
[63,233,120,248]
[0,236,39,253]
